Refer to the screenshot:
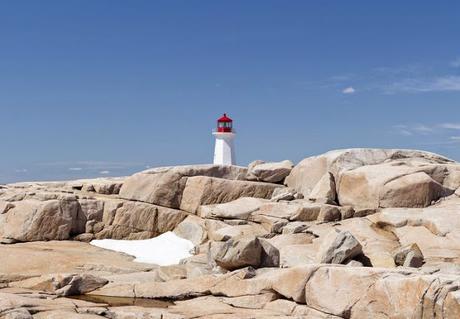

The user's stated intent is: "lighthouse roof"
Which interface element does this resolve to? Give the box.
[217,113,232,122]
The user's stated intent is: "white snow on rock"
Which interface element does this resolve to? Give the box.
[90,231,194,266]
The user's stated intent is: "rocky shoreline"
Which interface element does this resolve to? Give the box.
[1,148,460,318]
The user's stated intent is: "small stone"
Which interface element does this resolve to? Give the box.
[394,243,424,268]
[346,260,364,267]
[317,205,341,222]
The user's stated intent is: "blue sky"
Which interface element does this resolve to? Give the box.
[1,1,460,183]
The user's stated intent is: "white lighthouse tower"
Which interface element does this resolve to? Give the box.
[213,113,236,165]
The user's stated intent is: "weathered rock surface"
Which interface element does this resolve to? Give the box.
[246,160,294,183]
[0,197,79,242]
[2,149,460,318]
[286,148,457,209]
[209,237,262,270]
[394,243,424,268]
[119,165,247,208]
[315,229,363,264]
[10,273,108,296]
[179,176,282,214]
[96,201,187,240]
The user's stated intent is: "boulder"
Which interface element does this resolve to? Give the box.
[270,187,303,201]
[96,201,186,240]
[82,178,124,195]
[285,149,454,207]
[340,165,452,209]
[73,233,94,242]
[246,160,294,183]
[73,199,104,235]
[281,221,310,234]
[209,237,262,270]
[10,273,108,296]
[198,197,268,220]
[119,165,247,208]
[0,197,79,242]
[393,243,424,268]
[317,205,341,222]
[308,172,337,204]
[173,215,207,245]
[180,176,282,214]
[315,229,362,264]
[258,238,280,268]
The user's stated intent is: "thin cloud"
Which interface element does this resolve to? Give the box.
[69,167,83,171]
[412,124,434,134]
[386,76,460,93]
[99,170,110,175]
[15,168,28,173]
[393,124,436,136]
[342,87,356,94]
[439,123,460,130]
[451,58,460,68]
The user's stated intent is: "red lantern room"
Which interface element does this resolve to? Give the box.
[217,113,233,133]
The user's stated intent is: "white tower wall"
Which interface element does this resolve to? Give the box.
[213,132,236,165]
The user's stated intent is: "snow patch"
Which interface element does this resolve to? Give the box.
[90,231,194,266]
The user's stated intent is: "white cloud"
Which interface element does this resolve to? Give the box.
[412,124,434,134]
[451,57,460,68]
[342,87,356,94]
[450,136,460,141]
[387,76,460,93]
[15,168,28,173]
[99,170,110,175]
[393,124,435,136]
[68,167,83,171]
[439,123,460,130]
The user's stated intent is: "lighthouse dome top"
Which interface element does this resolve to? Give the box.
[217,113,233,123]
[216,113,233,133]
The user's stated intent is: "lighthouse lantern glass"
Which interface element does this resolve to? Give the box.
[217,114,233,133]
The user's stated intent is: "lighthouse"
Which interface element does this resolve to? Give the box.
[213,113,236,165]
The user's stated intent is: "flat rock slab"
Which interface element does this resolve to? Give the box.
[0,241,152,278]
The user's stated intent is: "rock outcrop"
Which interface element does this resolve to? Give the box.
[1,149,460,318]
[246,160,294,183]
[119,165,247,208]
[285,148,457,209]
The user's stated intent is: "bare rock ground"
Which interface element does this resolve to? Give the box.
[1,150,460,318]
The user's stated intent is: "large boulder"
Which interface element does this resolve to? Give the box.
[246,160,294,183]
[119,165,247,209]
[0,197,79,242]
[339,165,452,209]
[95,201,187,240]
[286,149,456,209]
[180,176,282,214]
[209,237,262,270]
